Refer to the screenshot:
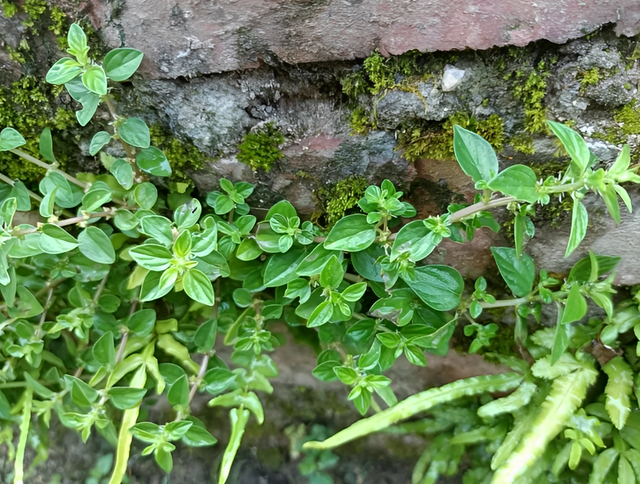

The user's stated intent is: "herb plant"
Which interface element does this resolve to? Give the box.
[2,24,640,484]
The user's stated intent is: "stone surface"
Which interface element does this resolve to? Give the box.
[84,0,640,79]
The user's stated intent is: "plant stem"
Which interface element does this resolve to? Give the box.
[480,297,531,308]
[447,197,516,224]
[116,297,139,364]
[0,173,43,202]
[10,149,88,189]
[13,387,32,484]
[12,210,114,235]
[104,96,135,160]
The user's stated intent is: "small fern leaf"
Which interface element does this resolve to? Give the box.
[478,381,537,419]
[492,409,537,471]
[491,364,598,484]
[303,372,523,450]
[531,352,583,380]
[589,448,619,484]
[603,356,633,430]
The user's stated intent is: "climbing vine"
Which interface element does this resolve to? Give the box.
[2,24,640,484]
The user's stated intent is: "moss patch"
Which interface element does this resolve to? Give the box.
[149,125,208,182]
[397,113,504,162]
[0,76,76,182]
[316,176,368,227]
[237,122,284,172]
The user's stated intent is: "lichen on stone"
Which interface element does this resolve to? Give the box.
[237,122,285,172]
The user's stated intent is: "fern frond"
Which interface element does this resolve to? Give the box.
[478,381,537,419]
[603,356,633,430]
[491,363,598,483]
[303,372,523,450]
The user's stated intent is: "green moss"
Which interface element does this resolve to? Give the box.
[615,103,640,135]
[397,113,504,162]
[349,106,376,135]
[149,125,209,182]
[509,133,535,155]
[509,61,551,134]
[476,114,505,152]
[236,122,284,172]
[362,51,396,95]
[1,0,18,18]
[592,102,640,146]
[0,76,76,182]
[578,68,600,88]
[316,176,368,227]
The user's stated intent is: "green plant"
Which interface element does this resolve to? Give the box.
[236,122,284,172]
[3,24,640,484]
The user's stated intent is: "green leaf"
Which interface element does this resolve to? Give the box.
[127,309,156,337]
[320,256,344,288]
[452,125,499,182]
[183,269,215,306]
[136,147,172,177]
[391,220,441,262]
[39,223,78,254]
[174,199,202,229]
[351,244,384,282]
[488,165,539,203]
[39,188,57,218]
[134,182,158,210]
[590,448,619,484]
[568,254,620,283]
[67,23,88,58]
[218,408,250,484]
[303,372,523,450]
[297,244,342,277]
[0,127,26,151]
[0,390,10,419]
[403,265,463,311]
[155,446,174,473]
[139,215,174,247]
[129,244,173,271]
[89,131,111,156]
[342,282,367,303]
[103,48,144,81]
[8,181,30,212]
[600,184,621,224]
[491,365,598,483]
[78,227,116,264]
[491,247,535,297]
[194,319,217,352]
[93,331,115,367]
[324,214,376,252]
[39,127,56,162]
[548,120,591,177]
[263,247,308,288]
[603,356,633,430]
[119,118,151,149]
[561,284,587,325]
[45,57,82,85]
[109,158,134,190]
[167,374,189,407]
[236,238,263,261]
[181,418,217,447]
[68,376,99,406]
[107,387,147,410]
[307,300,334,328]
[81,184,111,212]
[82,66,108,96]
[75,92,100,126]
